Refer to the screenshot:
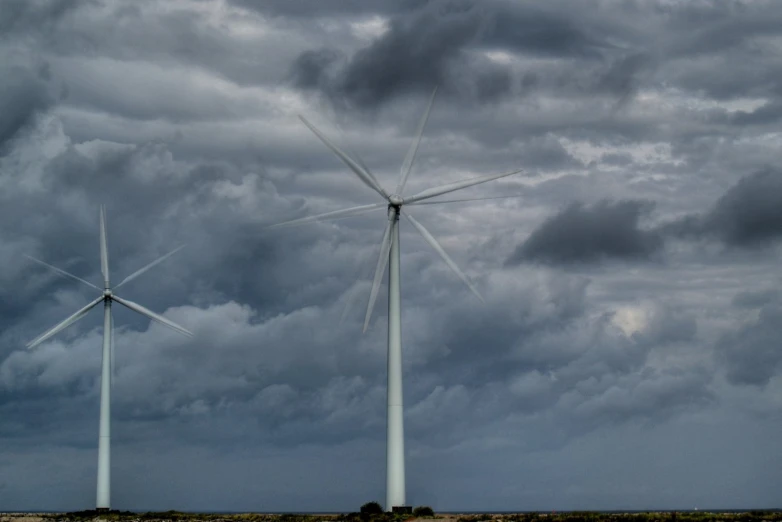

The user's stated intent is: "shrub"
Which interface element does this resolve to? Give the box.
[413,507,434,517]
[361,502,384,515]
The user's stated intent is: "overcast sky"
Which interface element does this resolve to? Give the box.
[2,0,782,513]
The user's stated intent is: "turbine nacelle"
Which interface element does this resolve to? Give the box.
[274,87,522,327]
[25,208,193,349]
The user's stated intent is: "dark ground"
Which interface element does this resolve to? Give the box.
[2,511,782,522]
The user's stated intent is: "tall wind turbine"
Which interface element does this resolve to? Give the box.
[24,205,192,511]
[273,88,521,511]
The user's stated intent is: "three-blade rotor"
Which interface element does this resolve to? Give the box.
[25,207,193,349]
[272,87,522,331]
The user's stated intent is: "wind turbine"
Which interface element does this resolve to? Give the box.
[272,88,521,511]
[24,205,192,511]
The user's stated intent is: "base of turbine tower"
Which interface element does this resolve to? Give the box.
[95,508,111,513]
[392,506,412,514]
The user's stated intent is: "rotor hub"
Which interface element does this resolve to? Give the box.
[103,289,113,298]
[388,194,404,206]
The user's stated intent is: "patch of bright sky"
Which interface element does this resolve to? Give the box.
[735,130,782,147]
[0,116,70,193]
[559,137,676,166]
[611,305,649,337]
[636,87,766,114]
[483,50,561,69]
[165,0,271,35]
[484,50,515,65]
[350,15,389,41]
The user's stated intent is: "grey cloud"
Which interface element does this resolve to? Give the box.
[567,366,714,428]
[731,101,782,127]
[289,0,658,109]
[0,62,52,148]
[732,289,779,309]
[597,53,653,109]
[633,306,697,347]
[516,134,582,170]
[331,0,485,108]
[228,0,416,19]
[478,1,611,58]
[666,1,782,59]
[506,200,663,265]
[290,48,343,91]
[0,0,77,37]
[599,152,634,166]
[718,304,782,387]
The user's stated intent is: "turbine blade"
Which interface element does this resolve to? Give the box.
[396,87,437,194]
[23,255,101,291]
[407,194,525,206]
[299,115,389,199]
[111,295,193,338]
[114,245,186,289]
[404,169,523,205]
[268,202,387,229]
[403,211,484,303]
[340,237,381,326]
[364,218,394,333]
[26,296,104,349]
[100,205,109,287]
[340,279,365,326]
[334,121,374,177]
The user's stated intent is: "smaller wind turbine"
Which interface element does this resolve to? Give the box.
[25,205,192,511]
[272,87,521,511]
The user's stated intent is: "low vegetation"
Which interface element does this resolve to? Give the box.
[1,509,780,522]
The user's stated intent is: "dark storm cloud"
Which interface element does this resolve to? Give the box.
[731,102,782,127]
[228,0,416,18]
[666,169,782,247]
[732,289,779,309]
[718,303,782,387]
[0,62,52,148]
[287,0,662,111]
[289,48,343,91]
[0,0,77,37]
[506,200,663,265]
[311,0,486,107]
[597,52,653,109]
[633,305,697,348]
[665,0,782,59]
[478,1,610,58]
[289,0,629,108]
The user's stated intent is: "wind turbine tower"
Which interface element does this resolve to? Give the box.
[25,205,192,510]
